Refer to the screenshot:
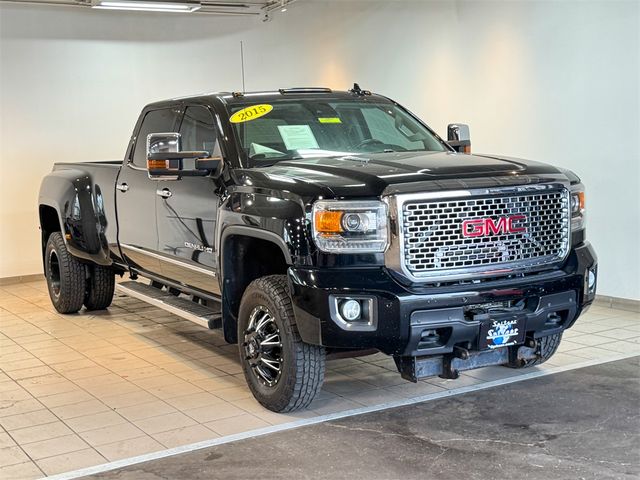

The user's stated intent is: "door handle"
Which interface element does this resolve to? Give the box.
[156,188,172,199]
[116,183,129,192]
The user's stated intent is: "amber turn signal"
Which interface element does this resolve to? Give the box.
[147,159,167,170]
[314,210,344,233]
[571,191,585,215]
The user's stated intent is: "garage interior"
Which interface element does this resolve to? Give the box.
[1,0,639,479]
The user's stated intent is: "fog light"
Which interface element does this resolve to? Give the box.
[340,299,361,321]
[330,295,376,331]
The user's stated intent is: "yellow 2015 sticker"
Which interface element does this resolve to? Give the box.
[230,104,273,123]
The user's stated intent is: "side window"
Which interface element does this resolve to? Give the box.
[132,108,180,167]
[179,106,217,154]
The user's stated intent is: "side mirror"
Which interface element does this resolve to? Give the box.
[146,132,221,179]
[447,124,471,154]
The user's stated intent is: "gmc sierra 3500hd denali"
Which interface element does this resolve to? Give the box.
[39,85,598,412]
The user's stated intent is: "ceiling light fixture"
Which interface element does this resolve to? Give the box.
[92,1,201,13]
[262,0,297,21]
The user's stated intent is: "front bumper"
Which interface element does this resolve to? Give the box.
[288,241,597,357]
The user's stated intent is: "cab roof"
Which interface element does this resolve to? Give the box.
[145,86,388,110]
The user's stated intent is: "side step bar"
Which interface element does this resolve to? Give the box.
[116,281,222,329]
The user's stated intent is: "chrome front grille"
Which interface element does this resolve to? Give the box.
[398,188,570,280]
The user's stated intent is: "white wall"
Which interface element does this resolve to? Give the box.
[1,0,638,300]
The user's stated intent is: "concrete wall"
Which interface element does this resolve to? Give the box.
[1,0,638,300]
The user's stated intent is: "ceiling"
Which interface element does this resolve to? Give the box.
[0,0,299,17]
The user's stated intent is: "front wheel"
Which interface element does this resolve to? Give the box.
[238,275,325,412]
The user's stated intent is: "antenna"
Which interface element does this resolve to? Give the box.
[240,41,246,93]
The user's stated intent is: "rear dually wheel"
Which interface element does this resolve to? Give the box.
[84,264,115,311]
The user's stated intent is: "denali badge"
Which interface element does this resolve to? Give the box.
[462,215,527,237]
[184,242,213,254]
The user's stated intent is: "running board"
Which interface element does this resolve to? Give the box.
[116,281,222,329]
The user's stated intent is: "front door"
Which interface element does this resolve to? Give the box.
[116,106,181,276]
[155,105,221,296]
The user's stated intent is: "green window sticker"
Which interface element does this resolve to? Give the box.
[318,117,342,124]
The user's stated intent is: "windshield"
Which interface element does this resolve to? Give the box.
[227,98,447,167]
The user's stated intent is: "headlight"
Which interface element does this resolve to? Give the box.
[312,200,388,253]
[570,185,586,231]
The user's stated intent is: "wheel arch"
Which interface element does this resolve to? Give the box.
[39,204,63,268]
[220,226,292,343]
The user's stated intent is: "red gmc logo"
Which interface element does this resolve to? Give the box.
[462,215,527,237]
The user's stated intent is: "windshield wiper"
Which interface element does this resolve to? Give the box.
[248,155,303,168]
[326,149,398,159]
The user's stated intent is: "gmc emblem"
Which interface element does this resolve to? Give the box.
[462,215,527,237]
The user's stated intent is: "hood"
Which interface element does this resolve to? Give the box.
[234,151,566,198]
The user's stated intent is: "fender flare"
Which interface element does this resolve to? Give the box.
[218,225,293,343]
[38,170,111,266]
[219,225,293,266]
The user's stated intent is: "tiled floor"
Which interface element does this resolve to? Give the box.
[0,278,638,479]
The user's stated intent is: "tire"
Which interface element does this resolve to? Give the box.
[84,265,115,311]
[238,275,325,412]
[44,232,86,314]
[507,332,563,368]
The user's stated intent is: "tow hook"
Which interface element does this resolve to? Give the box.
[440,355,460,380]
[508,336,540,367]
[453,346,470,360]
[440,345,471,378]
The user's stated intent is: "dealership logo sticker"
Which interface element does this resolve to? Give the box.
[485,319,520,349]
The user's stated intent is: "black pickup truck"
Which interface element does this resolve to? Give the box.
[39,85,597,412]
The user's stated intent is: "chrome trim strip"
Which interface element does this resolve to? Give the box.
[398,291,481,302]
[385,183,572,283]
[121,244,216,277]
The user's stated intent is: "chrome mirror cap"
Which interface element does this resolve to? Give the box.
[147,132,181,156]
[447,124,471,153]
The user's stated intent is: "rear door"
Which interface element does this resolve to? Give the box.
[117,106,181,275]
[155,104,221,295]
